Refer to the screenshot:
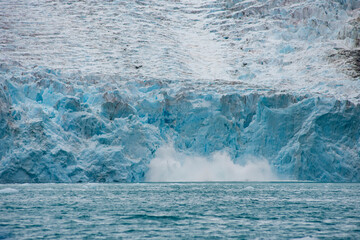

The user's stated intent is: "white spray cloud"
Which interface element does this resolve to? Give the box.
[145,144,278,182]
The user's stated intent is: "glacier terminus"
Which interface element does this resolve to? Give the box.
[0,0,360,183]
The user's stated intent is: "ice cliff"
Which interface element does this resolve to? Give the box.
[0,0,359,182]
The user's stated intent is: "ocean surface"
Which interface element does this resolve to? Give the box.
[0,183,359,239]
[1,0,360,184]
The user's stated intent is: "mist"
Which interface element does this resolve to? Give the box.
[145,144,278,182]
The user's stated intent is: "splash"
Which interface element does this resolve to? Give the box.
[145,145,277,182]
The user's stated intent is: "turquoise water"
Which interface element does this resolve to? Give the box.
[0,183,359,239]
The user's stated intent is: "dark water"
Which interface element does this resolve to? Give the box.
[0,183,359,239]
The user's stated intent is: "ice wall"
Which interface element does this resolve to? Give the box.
[0,66,359,182]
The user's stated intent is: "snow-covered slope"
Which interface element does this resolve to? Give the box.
[0,0,359,182]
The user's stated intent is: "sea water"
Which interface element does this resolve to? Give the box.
[0,183,359,239]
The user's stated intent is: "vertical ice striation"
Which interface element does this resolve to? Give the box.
[0,0,359,182]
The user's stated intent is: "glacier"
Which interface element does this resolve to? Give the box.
[0,0,359,182]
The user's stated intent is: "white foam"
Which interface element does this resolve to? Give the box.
[145,144,278,182]
[292,237,319,240]
[0,188,19,194]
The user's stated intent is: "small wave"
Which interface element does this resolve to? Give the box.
[292,237,319,240]
[0,188,19,194]
[125,214,182,221]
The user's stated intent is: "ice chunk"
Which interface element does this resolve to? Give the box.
[55,97,81,112]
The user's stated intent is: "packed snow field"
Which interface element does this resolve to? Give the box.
[0,0,359,182]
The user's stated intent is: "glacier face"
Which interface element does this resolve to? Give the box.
[0,0,359,182]
[0,67,359,182]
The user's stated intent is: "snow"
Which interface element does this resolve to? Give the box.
[0,0,359,183]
